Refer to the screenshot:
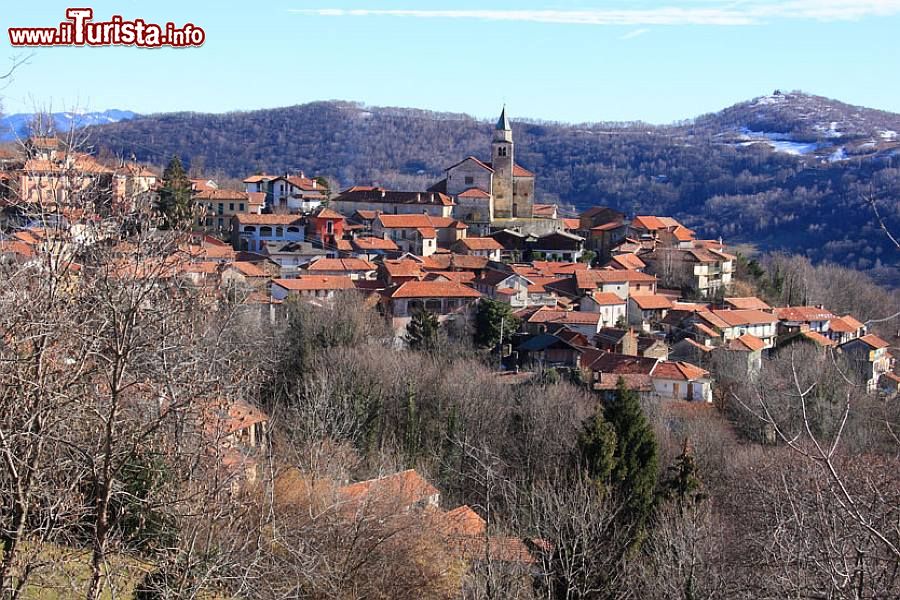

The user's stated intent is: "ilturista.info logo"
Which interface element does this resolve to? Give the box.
[8,8,205,47]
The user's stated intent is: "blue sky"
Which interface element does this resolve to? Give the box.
[1,0,898,123]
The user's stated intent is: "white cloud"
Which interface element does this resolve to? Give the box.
[619,28,651,39]
[289,1,900,26]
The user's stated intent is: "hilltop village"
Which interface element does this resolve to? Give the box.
[0,109,897,590]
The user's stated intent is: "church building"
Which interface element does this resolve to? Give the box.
[438,108,536,229]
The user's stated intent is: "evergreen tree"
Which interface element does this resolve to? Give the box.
[405,309,440,352]
[576,405,618,484]
[604,379,659,540]
[474,298,519,349]
[155,155,194,230]
[660,438,705,506]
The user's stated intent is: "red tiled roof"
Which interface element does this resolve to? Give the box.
[383,259,425,279]
[314,207,345,220]
[338,469,438,508]
[590,292,626,306]
[457,187,491,199]
[631,215,669,231]
[608,254,646,270]
[630,294,673,310]
[228,261,268,277]
[670,225,695,241]
[273,276,356,291]
[0,240,36,257]
[725,297,772,311]
[457,237,502,251]
[774,306,835,323]
[242,174,276,183]
[512,164,534,177]
[439,505,486,537]
[528,308,602,325]
[307,258,376,272]
[387,280,481,299]
[529,261,589,275]
[575,269,657,290]
[726,333,766,352]
[829,315,864,333]
[561,218,581,230]
[446,156,494,173]
[710,309,777,327]
[801,330,837,347]
[653,361,709,381]
[194,188,250,201]
[352,236,399,251]
[857,334,889,350]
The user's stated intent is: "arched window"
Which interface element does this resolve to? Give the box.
[260,226,273,237]
[287,226,300,233]
[276,227,284,237]
[243,225,256,233]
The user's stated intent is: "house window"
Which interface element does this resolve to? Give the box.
[497,146,508,157]
[229,203,235,211]
[260,226,273,237]
[465,176,474,186]
[239,203,245,211]
[326,221,334,235]
[217,203,224,215]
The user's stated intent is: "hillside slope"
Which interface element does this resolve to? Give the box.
[87,94,900,284]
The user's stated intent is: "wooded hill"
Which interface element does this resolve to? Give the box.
[86,92,900,285]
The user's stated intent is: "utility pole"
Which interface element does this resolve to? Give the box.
[498,316,504,371]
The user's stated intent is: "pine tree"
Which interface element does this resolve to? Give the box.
[474,298,519,349]
[405,309,440,352]
[155,155,194,230]
[660,438,705,506]
[576,405,618,484]
[604,379,659,539]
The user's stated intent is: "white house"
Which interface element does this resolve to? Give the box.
[651,361,713,403]
[231,214,306,253]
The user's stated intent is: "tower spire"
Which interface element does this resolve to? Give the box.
[496,105,511,131]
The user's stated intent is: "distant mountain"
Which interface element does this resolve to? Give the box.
[0,109,137,142]
[85,94,900,285]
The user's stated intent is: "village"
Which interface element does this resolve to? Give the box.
[0,109,897,580]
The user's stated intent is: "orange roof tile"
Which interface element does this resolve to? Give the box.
[228,261,269,277]
[710,309,777,327]
[774,306,835,322]
[630,294,673,310]
[726,333,766,352]
[387,280,481,299]
[857,334,889,350]
[307,258,376,272]
[352,236,399,251]
[800,330,837,347]
[457,237,502,251]
[528,308,603,325]
[590,292,626,306]
[725,296,772,311]
[653,360,709,381]
[338,469,439,508]
[273,276,356,291]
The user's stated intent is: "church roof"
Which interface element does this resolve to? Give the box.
[496,107,511,131]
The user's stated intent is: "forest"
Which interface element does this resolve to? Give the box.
[86,93,900,285]
[2,214,899,598]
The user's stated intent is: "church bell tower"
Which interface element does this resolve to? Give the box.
[491,107,515,218]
